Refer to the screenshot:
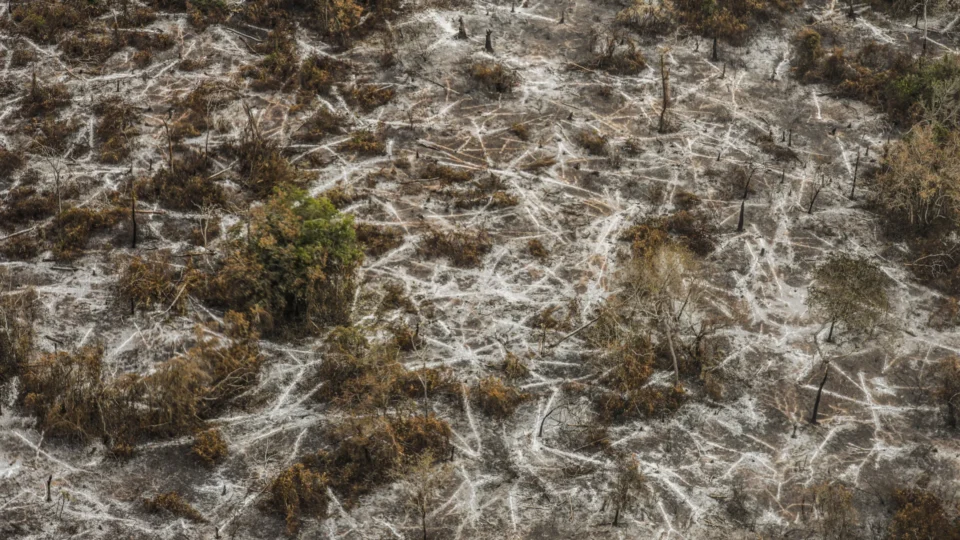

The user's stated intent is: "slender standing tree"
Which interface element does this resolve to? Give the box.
[807,254,890,342]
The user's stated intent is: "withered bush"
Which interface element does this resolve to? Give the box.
[888,489,960,539]
[0,286,37,409]
[0,146,26,178]
[144,150,223,210]
[417,227,492,268]
[25,116,80,153]
[169,81,236,141]
[502,352,530,380]
[527,238,549,260]
[339,129,385,155]
[294,107,347,142]
[347,84,395,111]
[355,223,404,256]
[6,1,100,43]
[592,34,647,75]
[242,25,301,91]
[192,428,228,465]
[419,162,473,184]
[299,54,351,95]
[621,210,716,257]
[469,61,519,94]
[116,251,199,315]
[231,127,303,197]
[206,189,363,336]
[143,492,205,522]
[575,129,608,155]
[48,205,125,260]
[20,312,262,450]
[472,376,529,419]
[19,76,71,117]
[269,463,330,535]
[0,186,58,228]
[615,2,675,35]
[94,98,140,164]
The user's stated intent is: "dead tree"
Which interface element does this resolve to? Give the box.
[810,363,829,424]
[559,9,565,24]
[658,53,670,134]
[807,173,828,214]
[485,30,493,53]
[457,17,467,40]
[131,191,137,249]
[850,148,860,199]
[737,200,745,232]
[46,475,52,502]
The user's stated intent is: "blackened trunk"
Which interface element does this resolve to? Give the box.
[810,364,829,424]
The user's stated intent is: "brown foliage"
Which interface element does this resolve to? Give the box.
[355,223,404,256]
[143,492,205,523]
[417,227,492,268]
[19,76,71,118]
[294,107,347,142]
[94,98,140,164]
[48,205,125,260]
[888,489,960,539]
[339,129,386,155]
[144,150,223,210]
[269,463,330,535]
[0,146,26,178]
[469,61,520,93]
[192,428,228,465]
[116,251,199,315]
[472,376,529,419]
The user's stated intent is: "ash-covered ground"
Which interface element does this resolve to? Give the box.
[2,0,960,538]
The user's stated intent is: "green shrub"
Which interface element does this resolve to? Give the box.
[207,188,363,336]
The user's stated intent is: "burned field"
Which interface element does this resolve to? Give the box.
[2,0,960,538]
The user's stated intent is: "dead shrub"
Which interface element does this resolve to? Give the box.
[510,123,530,141]
[417,227,492,268]
[294,107,346,142]
[268,463,330,535]
[0,146,26,178]
[231,127,303,197]
[6,1,98,43]
[888,489,960,539]
[575,129,608,155]
[0,234,41,260]
[339,129,386,155]
[26,116,80,153]
[116,251,199,315]
[347,83,395,111]
[94,98,140,164]
[299,54,351,95]
[615,2,675,35]
[192,428,228,465]
[355,223,404,256]
[0,186,58,228]
[420,162,473,184]
[592,34,647,75]
[472,376,528,419]
[621,210,716,257]
[0,286,37,409]
[143,492,205,523]
[19,76,71,117]
[144,150,223,210]
[10,47,37,67]
[469,61,519,94]
[527,238,549,260]
[242,25,301,91]
[502,352,530,380]
[169,81,236,140]
[48,205,125,260]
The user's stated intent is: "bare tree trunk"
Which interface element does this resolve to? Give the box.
[665,323,679,385]
[712,36,718,61]
[131,192,137,249]
[827,319,835,342]
[658,53,670,134]
[810,364,829,424]
[850,150,860,199]
[46,475,52,502]
[736,200,745,232]
[485,30,493,53]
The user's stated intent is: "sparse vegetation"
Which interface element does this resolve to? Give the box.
[417,227,492,268]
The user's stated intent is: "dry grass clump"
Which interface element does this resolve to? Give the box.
[6,1,102,43]
[347,84,395,111]
[0,186,59,228]
[116,251,199,315]
[419,162,474,184]
[592,34,647,75]
[527,238,549,260]
[299,54,351,95]
[11,47,37,67]
[152,0,229,28]
[0,285,37,408]
[19,313,261,452]
[469,61,520,93]
[0,146,27,180]
[615,1,675,35]
[192,428,228,465]
[887,489,960,538]
[169,81,237,140]
[94,98,140,164]
[19,76,71,118]
[144,150,223,210]
[143,492,206,522]
[417,227,492,268]
[509,122,530,141]
[575,129,608,155]
[231,128,303,197]
[472,376,529,419]
[242,25,301,91]
[621,210,716,257]
[502,352,530,380]
[455,190,518,210]
[355,223,404,256]
[269,463,330,535]
[339,129,386,155]
[206,189,363,336]
[294,107,347,142]
[48,205,125,260]
[25,116,80,153]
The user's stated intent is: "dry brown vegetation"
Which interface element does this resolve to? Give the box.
[355,223,404,256]
[472,376,529,419]
[469,61,520,93]
[417,227,493,268]
[116,251,199,315]
[94,98,140,164]
[192,428,228,466]
[143,492,206,523]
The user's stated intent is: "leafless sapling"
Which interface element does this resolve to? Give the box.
[810,362,829,424]
[658,52,670,134]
